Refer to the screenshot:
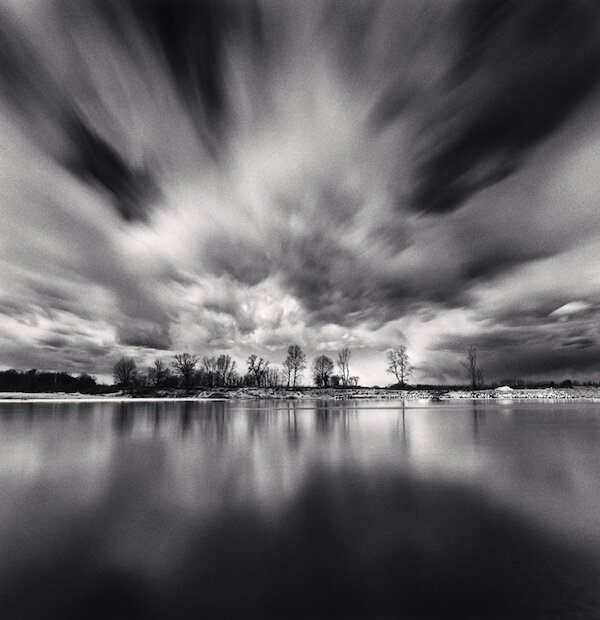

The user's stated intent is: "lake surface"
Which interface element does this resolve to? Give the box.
[0,399,599,618]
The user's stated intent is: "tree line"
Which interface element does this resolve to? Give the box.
[112,345,362,390]
[0,343,529,394]
[114,343,484,390]
[0,369,101,393]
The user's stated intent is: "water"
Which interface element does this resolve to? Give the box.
[0,399,599,619]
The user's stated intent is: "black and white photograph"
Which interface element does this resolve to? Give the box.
[1,0,600,617]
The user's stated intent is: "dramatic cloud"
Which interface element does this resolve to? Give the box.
[1,0,600,384]
[404,0,600,213]
[65,114,161,222]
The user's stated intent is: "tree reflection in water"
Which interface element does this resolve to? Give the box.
[472,401,486,442]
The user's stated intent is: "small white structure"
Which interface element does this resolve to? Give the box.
[494,385,514,393]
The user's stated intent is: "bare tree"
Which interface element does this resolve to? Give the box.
[476,367,484,389]
[172,352,199,387]
[313,355,334,387]
[247,354,270,387]
[215,354,236,386]
[201,356,217,387]
[134,373,149,389]
[387,346,412,386]
[113,356,137,388]
[337,347,351,386]
[283,357,293,387]
[284,344,306,388]
[266,367,281,388]
[147,359,170,388]
[462,345,482,390]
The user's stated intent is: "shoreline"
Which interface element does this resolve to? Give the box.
[1,386,600,402]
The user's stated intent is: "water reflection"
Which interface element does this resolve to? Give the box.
[0,399,599,618]
[472,401,486,442]
[152,401,162,434]
[286,408,301,448]
[394,402,410,452]
[313,400,356,441]
[196,401,228,442]
[114,402,134,435]
[316,402,332,434]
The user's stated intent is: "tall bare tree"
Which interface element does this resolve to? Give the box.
[266,367,281,388]
[387,346,412,386]
[476,367,484,389]
[148,358,170,388]
[283,357,293,387]
[215,354,236,386]
[247,354,269,387]
[284,344,306,388]
[172,352,199,387]
[337,347,351,386]
[113,356,137,388]
[201,356,216,387]
[313,355,334,387]
[463,345,483,389]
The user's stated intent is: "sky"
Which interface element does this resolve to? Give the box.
[2,0,600,386]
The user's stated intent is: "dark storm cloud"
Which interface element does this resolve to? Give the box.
[558,336,596,350]
[116,323,172,350]
[494,303,595,330]
[280,243,412,328]
[271,188,414,327]
[65,114,161,222]
[434,317,600,381]
[2,338,112,375]
[203,236,271,287]
[38,336,70,349]
[203,298,258,334]
[111,0,264,151]
[270,217,469,329]
[375,0,600,214]
[0,3,161,223]
[0,300,29,318]
[30,283,76,309]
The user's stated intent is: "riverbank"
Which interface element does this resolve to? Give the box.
[1,386,600,401]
